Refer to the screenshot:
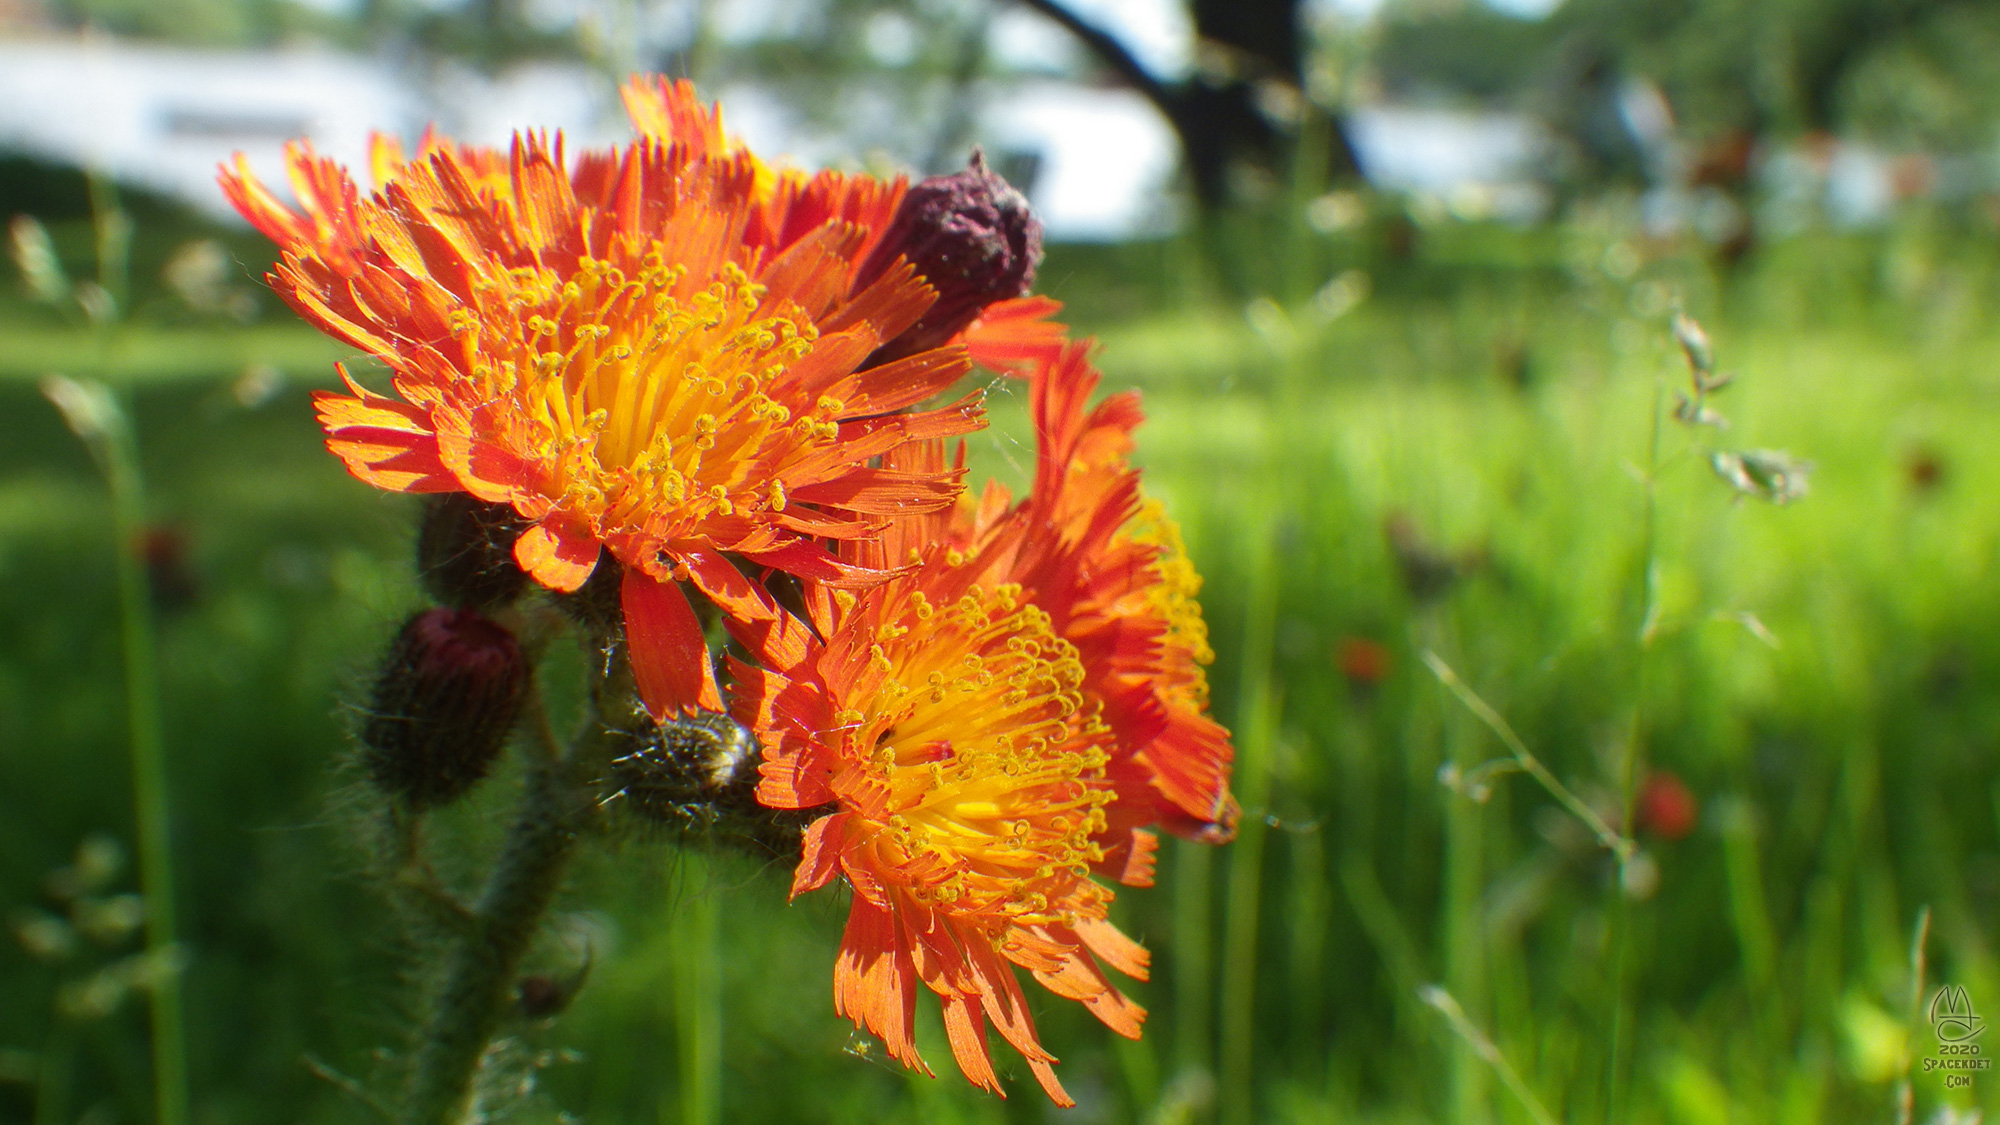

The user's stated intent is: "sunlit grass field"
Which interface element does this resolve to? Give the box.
[5,208,2000,1123]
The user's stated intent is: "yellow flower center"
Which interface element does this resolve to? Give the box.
[837,579,1113,924]
[458,253,851,535]
[1126,499,1216,688]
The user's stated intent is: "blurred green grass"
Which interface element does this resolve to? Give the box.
[5,213,2000,1123]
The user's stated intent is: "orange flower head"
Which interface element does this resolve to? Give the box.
[951,301,1238,847]
[219,79,987,717]
[730,508,1150,1106]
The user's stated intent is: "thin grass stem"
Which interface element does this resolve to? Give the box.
[1605,373,1667,1123]
[1717,798,1776,998]
[1218,536,1279,1125]
[42,377,190,1125]
[1419,650,1635,861]
[673,854,722,1125]
[34,1023,73,1125]
[1440,687,1488,1125]
[1894,905,1931,1125]
[1173,839,1214,1085]
[1419,986,1557,1125]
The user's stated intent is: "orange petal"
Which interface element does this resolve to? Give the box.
[790,814,846,899]
[680,548,776,624]
[512,521,600,593]
[939,992,1002,1097]
[754,741,837,810]
[743,541,900,588]
[1101,827,1158,888]
[960,295,1067,373]
[787,466,966,515]
[1075,915,1151,982]
[1026,941,1146,1039]
[837,345,973,415]
[217,152,308,248]
[620,75,729,155]
[834,897,928,1074]
[621,569,722,720]
[1025,1057,1075,1108]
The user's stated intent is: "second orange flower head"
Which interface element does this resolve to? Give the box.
[221,80,1003,716]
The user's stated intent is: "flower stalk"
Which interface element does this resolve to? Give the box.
[398,682,607,1125]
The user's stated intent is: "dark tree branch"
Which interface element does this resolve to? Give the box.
[1009,0,1359,205]
[1009,0,1186,126]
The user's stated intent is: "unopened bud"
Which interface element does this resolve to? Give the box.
[855,150,1042,365]
[611,711,758,824]
[517,973,579,1019]
[418,493,531,610]
[611,712,807,851]
[550,550,620,636]
[362,607,527,809]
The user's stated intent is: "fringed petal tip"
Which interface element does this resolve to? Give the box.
[960,295,1068,375]
[311,376,457,494]
[1160,795,1240,845]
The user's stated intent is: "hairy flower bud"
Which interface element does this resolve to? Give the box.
[362,607,528,809]
[610,712,814,854]
[855,150,1042,365]
[417,493,531,610]
[611,711,756,818]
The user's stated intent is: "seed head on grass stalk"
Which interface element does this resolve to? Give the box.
[1666,308,1812,504]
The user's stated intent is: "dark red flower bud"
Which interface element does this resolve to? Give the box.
[417,493,531,610]
[855,150,1042,366]
[1638,772,1699,841]
[362,607,528,809]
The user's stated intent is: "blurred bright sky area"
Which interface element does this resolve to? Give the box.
[0,0,1574,238]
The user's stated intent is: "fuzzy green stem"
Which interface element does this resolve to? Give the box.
[399,695,596,1125]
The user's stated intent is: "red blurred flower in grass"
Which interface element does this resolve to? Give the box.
[219,79,983,717]
[955,300,1238,851]
[1638,771,1699,841]
[727,467,1150,1106]
[1337,635,1392,689]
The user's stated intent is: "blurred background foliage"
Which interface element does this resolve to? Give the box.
[6,0,2000,1123]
